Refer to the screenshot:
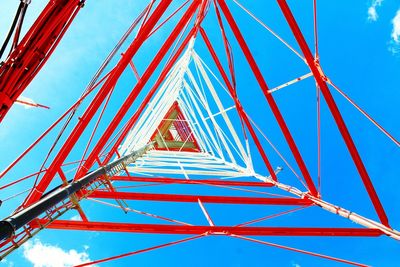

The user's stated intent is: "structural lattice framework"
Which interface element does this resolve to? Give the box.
[0,1,399,266]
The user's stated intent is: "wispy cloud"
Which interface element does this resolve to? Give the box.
[368,0,384,21]
[23,239,97,267]
[70,214,82,221]
[0,259,14,267]
[391,10,400,43]
[389,9,400,54]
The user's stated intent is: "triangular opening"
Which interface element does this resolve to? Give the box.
[150,101,200,152]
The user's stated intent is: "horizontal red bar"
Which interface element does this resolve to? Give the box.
[111,176,274,187]
[33,220,383,237]
[86,191,312,205]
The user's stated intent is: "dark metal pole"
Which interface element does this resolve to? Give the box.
[0,144,152,241]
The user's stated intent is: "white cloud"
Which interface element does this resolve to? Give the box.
[368,0,384,21]
[388,9,400,54]
[70,215,82,221]
[391,9,400,43]
[0,259,14,267]
[368,6,378,21]
[23,239,97,267]
[290,260,301,267]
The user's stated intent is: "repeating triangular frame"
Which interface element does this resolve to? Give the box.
[0,0,398,265]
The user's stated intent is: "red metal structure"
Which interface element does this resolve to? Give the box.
[0,0,399,266]
[0,0,85,122]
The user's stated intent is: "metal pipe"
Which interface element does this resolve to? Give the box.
[0,144,152,241]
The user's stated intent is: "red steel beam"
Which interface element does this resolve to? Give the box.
[87,190,311,205]
[23,0,173,206]
[215,0,318,196]
[101,27,195,163]
[33,220,383,237]
[111,176,274,187]
[101,1,210,164]
[276,0,389,227]
[74,0,202,180]
[101,27,199,164]
[0,0,84,122]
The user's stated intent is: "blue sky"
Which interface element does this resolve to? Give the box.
[0,0,399,266]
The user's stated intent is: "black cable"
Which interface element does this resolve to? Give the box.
[0,2,24,60]
[10,3,28,53]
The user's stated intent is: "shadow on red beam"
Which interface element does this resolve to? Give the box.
[32,220,383,237]
[85,191,311,205]
[111,176,274,187]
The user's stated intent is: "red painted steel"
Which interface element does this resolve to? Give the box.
[0,1,395,264]
[23,0,173,206]
[0,0,84,122]
[14,99,50,109]
[233,235,367,267]
[100,1,210,164]
[101,26,200,165]
[276,0,389,227]
[0,69,113,180]
[111,176,274,187]
[73,0,201,180]
[74,235,204,267]
[33,220,383,237]
[216,0,318,196]
[87,190,311,205]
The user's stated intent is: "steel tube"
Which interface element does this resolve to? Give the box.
[0,144,151,241]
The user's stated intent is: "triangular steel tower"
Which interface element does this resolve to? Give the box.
[0,1,399,266]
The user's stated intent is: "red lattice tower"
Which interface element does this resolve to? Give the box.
[0,1,399,266]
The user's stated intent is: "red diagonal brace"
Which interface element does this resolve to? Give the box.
[216,0,318,196]
[277,0,389,227]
